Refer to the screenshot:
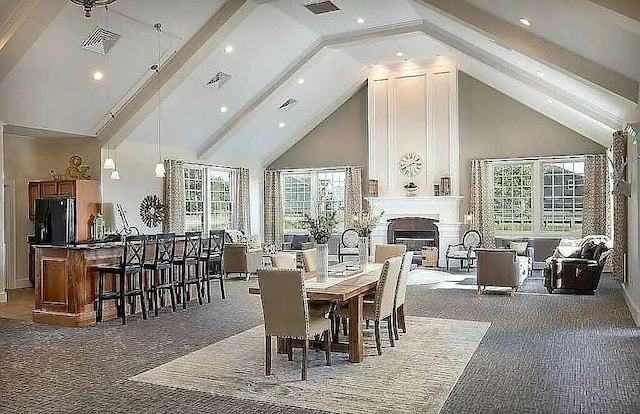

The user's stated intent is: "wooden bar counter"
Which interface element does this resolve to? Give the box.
[33,243,123,327]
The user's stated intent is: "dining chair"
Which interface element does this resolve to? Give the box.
[337,255,403,355]
[301,248,317,273]
[374,244,407,263]
[271,253,297,269]
[200,230,226,301]
[96,235,147,325]
[393,251,414,340]
[143,233,177,316]
[257,269,332,381]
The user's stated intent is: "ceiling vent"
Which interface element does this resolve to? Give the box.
[304,1,340,15]
[278,98,298,111]
[205,71,232,89]
[81,26,120,54]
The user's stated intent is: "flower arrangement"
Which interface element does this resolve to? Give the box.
[353,210,384,237]
[303,209,338,244]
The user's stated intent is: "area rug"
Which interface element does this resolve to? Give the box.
[130,316,490,413]
[407,268,471,286]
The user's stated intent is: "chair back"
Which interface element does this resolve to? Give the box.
[257,269,309,338]
[123,235,146,270]
[462,230,482,250]
[222,244,248,272]
[181,231,202,260]
[374,244,407,263]
[271,253,297,269]
[476,249,520,287]
[341,228,359,248]
[153,233,175,265]
[395,251,414,309]
[301,248,317,273]
[373,256,403,320]
[205,230,225,261]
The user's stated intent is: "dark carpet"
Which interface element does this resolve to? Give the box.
[1,273,639,413]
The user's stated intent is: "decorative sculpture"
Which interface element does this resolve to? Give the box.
[139,195,165,227]
[64,154,91,179]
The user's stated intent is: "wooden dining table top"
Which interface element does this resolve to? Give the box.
[248,262,383,302]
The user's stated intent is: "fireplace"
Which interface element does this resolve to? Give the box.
[387,217,439,264]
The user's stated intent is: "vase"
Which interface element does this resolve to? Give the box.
[358,236,369,269]
[316,243,329,282]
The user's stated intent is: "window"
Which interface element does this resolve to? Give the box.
[282,169,346,233]
[184,165,234,232]
[492,157,584,235]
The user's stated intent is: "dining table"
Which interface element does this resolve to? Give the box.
[249,262,383,363]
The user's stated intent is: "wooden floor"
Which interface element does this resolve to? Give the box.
[0,288,34,321]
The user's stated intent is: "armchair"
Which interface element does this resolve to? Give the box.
[446,230,482,271]
[476,249,527,296]
[544,236,611,294]
[222,243,262,281]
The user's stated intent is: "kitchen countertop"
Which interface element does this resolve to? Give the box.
[32,242,123,250]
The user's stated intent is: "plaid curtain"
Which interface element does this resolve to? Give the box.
[470,159,495,248]
[233,167,251,234]
[263,170,283,245]
[163,159,185,234]
[582,154,610,237]
[344,166,363,228]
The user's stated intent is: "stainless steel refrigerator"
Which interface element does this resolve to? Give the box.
[34,197,76,246]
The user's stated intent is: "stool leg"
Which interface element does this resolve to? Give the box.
[219,272,226,299]
[97,272,104,323]
[181,264,187,309]
[139,271,147,320]
[195,264,203,305]
[119,273,126,325]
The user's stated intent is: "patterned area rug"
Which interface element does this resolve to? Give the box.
[407,269,471,286]
[130,316,490,414]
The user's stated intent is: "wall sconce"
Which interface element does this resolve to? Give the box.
[465,211,474,225]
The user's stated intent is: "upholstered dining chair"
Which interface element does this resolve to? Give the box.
[257,269,332,381]
[271,253,297,269]
[393,251,414,340]
[374,244,407,263]
[337,255,403,355]
[301,248,317,273]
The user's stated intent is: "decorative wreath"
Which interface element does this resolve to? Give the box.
[139,195,165,227]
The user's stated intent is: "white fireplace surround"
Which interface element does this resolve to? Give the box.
[366,196,466,267]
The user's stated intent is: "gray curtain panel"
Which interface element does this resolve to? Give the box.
[582,154,610,237]
[263,170,283,246]
[344,166,363,228]
[163,159,185,234]
[233,167,251,234]
[470,159,495,248]
[611,131,627,282]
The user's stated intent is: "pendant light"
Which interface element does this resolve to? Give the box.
[101,5,116,171]
[153,22,165,178]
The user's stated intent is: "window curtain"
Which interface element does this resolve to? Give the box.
[582,154,610,237]
[163,159,185,234]
[344,166,363,228]
[233,167,251,234]
[611,131,627,282]
[470,159,495,248]
[263,169,283,246]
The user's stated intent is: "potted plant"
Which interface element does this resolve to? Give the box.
[353,210,384,267]
[303,209,338,281]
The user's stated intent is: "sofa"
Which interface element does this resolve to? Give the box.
[476,248,529,296]
[543,235,611,294]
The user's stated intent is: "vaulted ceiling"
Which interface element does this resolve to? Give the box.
[0,0,638,167]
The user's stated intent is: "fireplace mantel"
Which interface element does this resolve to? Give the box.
[365,196,463,223]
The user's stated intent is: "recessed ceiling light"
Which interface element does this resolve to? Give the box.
[536,71,546,78]
[519,18,531,26]
[403,59,408,62]
[225,45,234,53]
[356,17,364,24]
[396,52,404,57]
[546,98,553,103]
[436,54,441,58]
[373,62,378,66]
[220,106,228,113]
[278,122,285,128]
[93,71,104,81]
[298,78,305,85]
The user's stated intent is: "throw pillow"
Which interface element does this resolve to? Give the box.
[291,234,309,250]
[580,240,598,260]
[509,241,529,256]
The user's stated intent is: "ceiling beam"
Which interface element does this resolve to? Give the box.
[414,0,638,103]
[98,0,254,148]
[586,0,640,35]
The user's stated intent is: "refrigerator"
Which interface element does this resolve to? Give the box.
[35,197,76,246]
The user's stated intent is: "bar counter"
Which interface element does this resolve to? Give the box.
[33,243,124,327]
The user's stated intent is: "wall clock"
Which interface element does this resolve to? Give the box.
[399,152,422,177]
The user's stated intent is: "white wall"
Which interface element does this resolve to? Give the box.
[0,123,5,302]
[101,141,196,234]
[623,108,640,326]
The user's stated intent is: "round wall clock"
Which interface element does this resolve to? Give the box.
[399,152,423,177]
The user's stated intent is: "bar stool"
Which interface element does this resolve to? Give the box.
[144,233,177,316]
[96,235,147,325]
[200,229,226,301]
[173,231,202,309]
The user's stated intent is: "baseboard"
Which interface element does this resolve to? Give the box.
[621,283,640,327]
[0,291,6,303]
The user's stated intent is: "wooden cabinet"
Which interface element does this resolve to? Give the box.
[27,179,101,242]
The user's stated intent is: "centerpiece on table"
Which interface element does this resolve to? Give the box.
[303,209,338,281]
[353,210,384,268]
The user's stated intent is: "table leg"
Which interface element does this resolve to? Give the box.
[348,294,364,363]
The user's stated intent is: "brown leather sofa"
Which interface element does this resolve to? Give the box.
[544,236,611,294]
[476,248,528,296]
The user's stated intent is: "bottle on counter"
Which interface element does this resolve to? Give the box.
[94,213,105,241]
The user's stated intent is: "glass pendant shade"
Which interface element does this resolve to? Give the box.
[154,162,166,178]
[103,157,115,170]
[110,170,121,180]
